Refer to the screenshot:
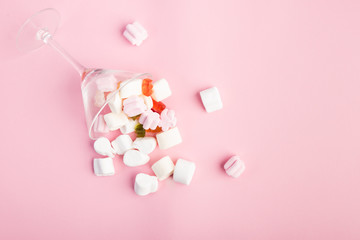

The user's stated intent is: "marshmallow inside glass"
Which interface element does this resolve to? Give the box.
[16,9,179,141]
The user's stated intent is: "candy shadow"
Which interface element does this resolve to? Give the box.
[219,154,236,171]
[194,89,205,110]
[129,173,137,189]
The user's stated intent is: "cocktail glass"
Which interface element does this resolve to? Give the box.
[16,8,151,140]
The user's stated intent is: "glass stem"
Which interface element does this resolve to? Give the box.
[44,36,85,77]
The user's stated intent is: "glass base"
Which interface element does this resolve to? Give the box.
[16,8,60,53]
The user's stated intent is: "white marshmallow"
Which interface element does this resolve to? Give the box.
[93,115,109,133]
[151,78,172,102]
[173,159,196,185]
[111,135,133,155]
[93,157,115,176]
[94,91,106,107]
[107,91,123,114]
[134,173,158,196]
[94,137,115,157]
[142,95,153,110]
[151,156,174,180]
[123,22,148,46]
[104,112,129,131]
[133,137,157,154]
[123,149,150,167]
[119,119,138,134]
[156,127,182,150]
[119,78,143,99]
[199,87,223,113]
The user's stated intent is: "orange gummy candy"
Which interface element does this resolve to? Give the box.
[117,81,122,89]
[146,126,162,133]
[142,79,153,96]
[152,100,166,114]
[104,92,111,99]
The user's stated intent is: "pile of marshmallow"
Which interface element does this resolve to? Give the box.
[92,17,245,193]
[92,76,196,196]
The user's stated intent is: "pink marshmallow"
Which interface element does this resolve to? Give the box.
[139,110,160,130]
[95,75,117,92]
[123,95,147,117]
[224,156,245,178]
[93,115,109,133]
[159,109,177,131]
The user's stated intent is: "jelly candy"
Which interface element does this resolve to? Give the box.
[130,114,141,121]
[117,81,122,89]
[152,100,166,114]
[146,126,162,133]
[135,124,146,137]
[142,79,153,96]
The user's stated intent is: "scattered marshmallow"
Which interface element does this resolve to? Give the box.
[123,95,147,117]
[139,110,160,130]
[123,21,148,46]
[199,87,223,113]
[123,149,150,167]
[119,119,138,134]
[224,156,245,178]
[151,78,172,102]
[134,173,158,196]
[142,95,153,110]
[151,156,174,180]
[104,112,129,131]
[107,91,123,114]
[96,75,117,92]
[173,159,196,185]
[111,135,133,155]
[94,91,106,107]
[159,109,177,131]
[156,127,182,150]
[93,157,115,176]
[119,78,143,99]
[93,115,109,133]
[133,137,157,154]
[94,137,115,157]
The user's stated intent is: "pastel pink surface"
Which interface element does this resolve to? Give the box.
[1,0,360,240]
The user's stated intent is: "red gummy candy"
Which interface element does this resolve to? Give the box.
[152,99,166,114]
[142,79,153,97]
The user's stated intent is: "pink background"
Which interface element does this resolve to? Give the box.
[1,0,360,239]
